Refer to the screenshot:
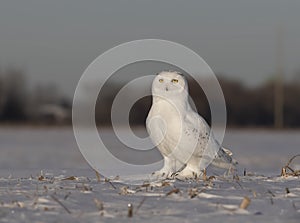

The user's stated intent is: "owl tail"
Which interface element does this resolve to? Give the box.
[211,147,238,170]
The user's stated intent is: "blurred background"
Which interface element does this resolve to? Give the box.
[0,0,300,175]
[0,0,300,128]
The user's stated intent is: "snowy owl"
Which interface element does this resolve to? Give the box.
[146,71,237,179]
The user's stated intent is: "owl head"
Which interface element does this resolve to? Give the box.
[152,71,188,99]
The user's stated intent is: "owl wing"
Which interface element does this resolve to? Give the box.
[185,110,237,170]
[184,110,233,169]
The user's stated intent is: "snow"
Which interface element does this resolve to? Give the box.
[0,127,299,222]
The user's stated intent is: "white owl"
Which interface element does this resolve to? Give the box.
[146,71,237,179]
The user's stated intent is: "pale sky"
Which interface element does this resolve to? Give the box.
[0,0,299,97]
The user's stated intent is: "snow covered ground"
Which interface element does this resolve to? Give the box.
[0,127,299,222]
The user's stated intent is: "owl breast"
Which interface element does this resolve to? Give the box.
[146,99,183,156]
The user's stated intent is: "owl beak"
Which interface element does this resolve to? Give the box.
[165,87,169,91]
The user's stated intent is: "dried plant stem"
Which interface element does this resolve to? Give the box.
[128,204,133,217]
[281,154,300,177]
[95,170,101,182]
[239,196,251,209]
[50,194,71,214]
[135,197,147,214]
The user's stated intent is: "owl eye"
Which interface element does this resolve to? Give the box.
[171,79,178,83]
[159,79,164,83]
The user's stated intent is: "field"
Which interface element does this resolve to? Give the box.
[0,127,299,222]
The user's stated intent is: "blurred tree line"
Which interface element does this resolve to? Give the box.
[1,67,300,128]
[96,74,300,128]
[218,77,300,127]
[0,68,71,124]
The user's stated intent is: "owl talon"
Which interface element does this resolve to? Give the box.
[174,167,202,180]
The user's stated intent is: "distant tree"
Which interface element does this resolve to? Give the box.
[283,82,300,127]
[187,77,211,125]
[0,70,5,116]
[129,96,151,126]
[294,70,300,83]
[253,83,275,126]
[95,81,123,125]
[218,77,275,127]
[1,68,28,121]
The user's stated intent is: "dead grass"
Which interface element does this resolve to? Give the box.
[281,154,300,177]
